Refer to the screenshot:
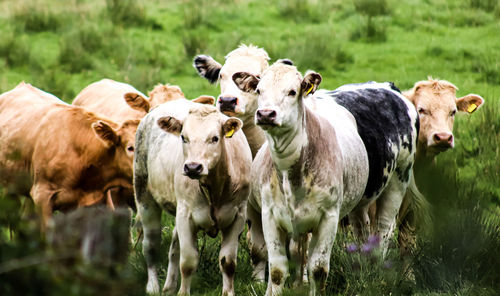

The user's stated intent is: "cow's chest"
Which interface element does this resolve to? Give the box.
[262,172,338,235]
[190,198,238,232]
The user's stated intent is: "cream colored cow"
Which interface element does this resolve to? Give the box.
[194,44,271,281]
[134,101,252,296]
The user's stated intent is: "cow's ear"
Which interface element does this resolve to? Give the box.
[277,58,294,66]
[456,94,484,114]
[157,116,183,136]
[232,72,259,93]
[301,71,322,97]
[222,117,242,138]
[92,121,119,147]
[124,92,151,113]
[193,55,222,84]
[193,95,215,105]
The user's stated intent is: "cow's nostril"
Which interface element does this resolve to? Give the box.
[433,134,441,142]
[184,163,203,175]
[269,110,277,119]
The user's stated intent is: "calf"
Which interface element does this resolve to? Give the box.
[234,61,418,295]
[194,44,272,281]
[0,82,139,226]
[134,101,252,295]
[73,79,185,208]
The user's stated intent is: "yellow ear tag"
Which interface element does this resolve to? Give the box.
[467,103,477,113]
[306,85,314,95]
[225,128,235,138]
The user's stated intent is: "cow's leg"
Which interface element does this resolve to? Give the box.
[247,202,267,282]
[374,177,407,257]
[176,207,198,296]
[30,183,55,231]
[289,236,308,287]
[308,207,339,296]
[137,194,162,294]
[163,227,180,294]
[262,212,288,296]
[348,203,371,241]
[219,208,245,296]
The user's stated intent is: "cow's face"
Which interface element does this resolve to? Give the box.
[233,61,321,132]
[92,119,140,179]
[157,105,242,179]
[404,79,484,157]
[194,45,269,124]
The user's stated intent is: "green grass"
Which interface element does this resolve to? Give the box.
[0,0,499,295]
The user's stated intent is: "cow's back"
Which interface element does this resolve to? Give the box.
[321,82,418,199]
[73,79,148,121]
[0,83,65,170]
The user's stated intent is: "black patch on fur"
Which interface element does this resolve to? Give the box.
[396,163,413,183]
[388,82,401,93]
[277,58,294,66]
[220,257,236,278]
[271,268,283,285]
[326,83,414,198]
[193,55,221,84]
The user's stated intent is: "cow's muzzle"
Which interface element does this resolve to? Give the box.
[183,162,203,179]
[256,109,277,127]
[431,132,453,150]
[219,96,238,113]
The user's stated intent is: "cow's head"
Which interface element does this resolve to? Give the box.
[92,119,141,179]
[233,60,321,131]
[123,84,185,114]
[404,78,484,157]
[193,44,270,124]
[157,104,242,179]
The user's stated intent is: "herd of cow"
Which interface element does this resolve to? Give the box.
[0,45,484,296]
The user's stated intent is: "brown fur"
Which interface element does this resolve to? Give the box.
[0,83,138,226]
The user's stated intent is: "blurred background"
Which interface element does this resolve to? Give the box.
[0,0,499,295]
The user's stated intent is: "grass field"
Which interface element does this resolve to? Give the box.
[0,0,499,295]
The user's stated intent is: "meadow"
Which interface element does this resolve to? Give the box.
[0,0,499,295]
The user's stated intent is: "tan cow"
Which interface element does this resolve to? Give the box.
[194,44,271,281]
[134,101,252,295]
[396,78,484,256]
[0,82,139,227]
[73,79,185,207]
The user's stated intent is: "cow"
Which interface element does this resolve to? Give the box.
[134,100,252,295]
[0,82,139,227]
[396,78,484,257]
[73,79,185,208]
[194,44,272,281]
[233,60,418,295]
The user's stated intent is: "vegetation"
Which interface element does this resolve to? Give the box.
[0,0,499,295]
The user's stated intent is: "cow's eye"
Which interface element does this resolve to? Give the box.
[418,108,428,115]
[211,136,219,143]
[181,135,188,143]
[127,145,134,153]
[450,110,457,117]
[256,89,260,95]
[288,90,296,96]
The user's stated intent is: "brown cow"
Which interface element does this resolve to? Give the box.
[0,82,139,226]
[396,78,484,262]
[72,79,186,208]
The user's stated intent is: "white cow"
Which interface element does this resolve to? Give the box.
[134,99,252,296]
[194,44,271,280]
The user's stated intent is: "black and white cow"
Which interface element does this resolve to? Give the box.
[233,60,418,295]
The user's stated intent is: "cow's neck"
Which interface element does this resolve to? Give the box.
[242,119,266,158]
[199,141,230,204]
[266,105,307,172]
